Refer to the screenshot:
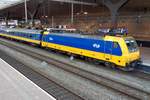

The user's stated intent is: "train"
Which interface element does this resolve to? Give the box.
[0,28,141,71]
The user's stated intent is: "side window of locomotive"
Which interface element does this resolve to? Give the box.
[113,42,119,48]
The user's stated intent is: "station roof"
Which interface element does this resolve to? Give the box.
[0,0,23,10]
[0,0,150,19]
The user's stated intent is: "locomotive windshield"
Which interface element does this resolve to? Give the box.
[125,39,138,53]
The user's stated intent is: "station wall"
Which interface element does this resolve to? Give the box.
[47,14,150,39]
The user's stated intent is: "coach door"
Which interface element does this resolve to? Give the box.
[41,31,49,47]
[104,41,112,61]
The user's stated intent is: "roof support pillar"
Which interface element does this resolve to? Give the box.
[71,3,74,24]
[24,0,28,23]
[51,16,54,28]
[111,8,118,28]
[28,0,44,26]
[101,0,128,28]
[5,12,9,27]
[5,17,8,27]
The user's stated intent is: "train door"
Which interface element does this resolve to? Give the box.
[104,41,112,61]
[41,31,49,47]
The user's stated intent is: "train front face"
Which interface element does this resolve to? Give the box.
[124,37,141,68]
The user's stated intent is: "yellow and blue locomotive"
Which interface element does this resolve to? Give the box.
[0,28,141,71]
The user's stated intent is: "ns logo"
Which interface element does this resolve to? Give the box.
[49,37,53,41]
[93,43,100,48]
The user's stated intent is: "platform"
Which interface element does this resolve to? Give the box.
[0,58,56,100]
[140,47,150,66]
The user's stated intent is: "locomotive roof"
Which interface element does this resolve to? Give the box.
[4,28,42,34]
[49,33,104,40]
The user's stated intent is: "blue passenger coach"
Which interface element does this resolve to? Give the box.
[0,28,42,44]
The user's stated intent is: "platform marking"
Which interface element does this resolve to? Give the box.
[0,58,56,100]
[142,63,150,67]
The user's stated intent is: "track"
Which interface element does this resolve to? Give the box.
[137,40,150,47]
[127,70,150,80]
[0,47,83,100]
[0,39,150,100]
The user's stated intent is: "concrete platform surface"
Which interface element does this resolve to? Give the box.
[140,47,150,65]
[0,58,56,100]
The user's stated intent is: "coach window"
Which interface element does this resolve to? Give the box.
[27,34,30,38]
[23,33,25,37]
[18,33,20,36]
[14,32,16,36]
[23,33,26,37]
[20,32,22,36]
[25,33,28,37]
[113,42,119,48]
[21,33,23,36]
[26,34,28,38]
[18,32,20,36]
[29,35,32,38]
[19,33,21,36]
[11,32,14,35]
[25,34,27,38]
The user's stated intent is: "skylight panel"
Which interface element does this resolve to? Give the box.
[0,0,23,10]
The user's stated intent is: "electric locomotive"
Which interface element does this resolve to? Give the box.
[0,28,141,71]
[41,29,141,71]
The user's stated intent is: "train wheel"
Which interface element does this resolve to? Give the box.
[120,67,134,71]
[104,62,116,69]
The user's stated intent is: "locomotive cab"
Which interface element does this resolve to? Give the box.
[124,37,141,69]
[104,35,141,71]
[104,28,141,71]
